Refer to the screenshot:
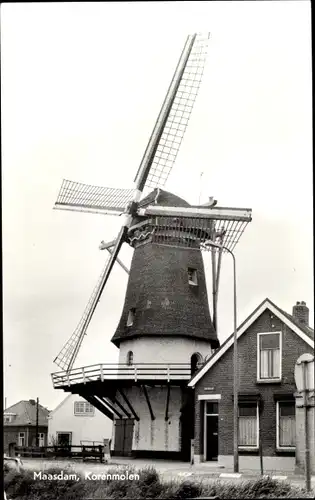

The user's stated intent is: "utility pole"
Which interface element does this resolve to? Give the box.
[35,398,39,447]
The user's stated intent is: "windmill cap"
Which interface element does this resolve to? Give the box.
[139,188,190,209]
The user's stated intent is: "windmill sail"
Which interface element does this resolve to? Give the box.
[53,33,211,371]
[53,243,121,371]
[139,33,210,191]
[54,179,136,216]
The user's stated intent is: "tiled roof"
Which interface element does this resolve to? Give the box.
[4,400,49,426]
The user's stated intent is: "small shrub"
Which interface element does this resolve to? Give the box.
[137,466,163,498]
[171,479,203,499]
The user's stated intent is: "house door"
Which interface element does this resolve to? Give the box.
[9,443,16,457]
[114,419,134,456]
[205,401,219,461]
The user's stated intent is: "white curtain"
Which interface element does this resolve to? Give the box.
[260,349,280,378]
[239,416,257,446]
[279,416,295,447]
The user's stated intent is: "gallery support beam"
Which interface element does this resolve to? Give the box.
[142,385,155,421]
[113,397,131,418]
[81,394,114,422]
[165,385,171,421]
[99,397,123,419]
[117,388,140,421]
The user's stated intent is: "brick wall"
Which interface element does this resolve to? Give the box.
[4,425,48,451]
[194,309,313,459]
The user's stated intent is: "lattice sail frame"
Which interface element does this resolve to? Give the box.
[55,180,136,216]
[53,34,210,217]
[53,253,112,371]
[143,33,210,190]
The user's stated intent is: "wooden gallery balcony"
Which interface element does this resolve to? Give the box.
[51,363,192,390]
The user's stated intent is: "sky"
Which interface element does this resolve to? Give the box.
[2,1,313,411]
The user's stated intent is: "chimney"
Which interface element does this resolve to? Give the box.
[292,301,309,326]
[29,399,36,405]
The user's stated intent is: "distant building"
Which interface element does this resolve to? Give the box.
[4,399,49,455]
[189,299,314,471]
[48,394,113,449]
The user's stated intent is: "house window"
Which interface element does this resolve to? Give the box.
[258,332,281,381]
[57,432,72,446]
[188,268,198,286]
[127,308,136,327]
[74,401,95,416]
[126,351,134,366]
[277,402,295,449]
[238,403,258,448]
[4,415,11,423]
[38,433,45,447]
[18,432,26,447]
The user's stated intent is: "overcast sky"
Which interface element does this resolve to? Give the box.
[2,1,313,411]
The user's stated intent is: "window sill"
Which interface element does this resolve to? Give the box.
[256,379,282,385]
[238,447,259,452]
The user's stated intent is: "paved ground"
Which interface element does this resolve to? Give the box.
[14,456,315,490]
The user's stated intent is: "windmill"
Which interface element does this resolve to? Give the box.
[51,33,252,460]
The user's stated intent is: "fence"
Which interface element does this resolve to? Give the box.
[52,363,192,388]
[12,444,105,462]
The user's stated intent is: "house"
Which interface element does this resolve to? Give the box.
[48,394,113,449]
[188,299,314,471]
[4,399,49,455]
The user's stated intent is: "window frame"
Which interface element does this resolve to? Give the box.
[276,401,296,451]
[38,433,45,447]
[126,351,134,366]
[238,402,259,450]
[257,331,282,382]
[127,308,136,327]
[18,432,26,447]
[74,401,95,416]
[56,431,72,446]
[188,267,198,286]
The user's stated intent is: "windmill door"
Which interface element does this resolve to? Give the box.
[114,419,134,456]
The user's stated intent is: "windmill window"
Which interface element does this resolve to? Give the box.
[127,308,136,327]
[126,351,134,366]
[188,268,198,286]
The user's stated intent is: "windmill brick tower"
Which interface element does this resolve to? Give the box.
[51,34,252,459]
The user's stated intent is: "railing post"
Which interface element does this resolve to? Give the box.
[67,374,70,387]
[167,365,170,382]
[134,365,137,382]
[82,368,86,384]
[100,364,104,382]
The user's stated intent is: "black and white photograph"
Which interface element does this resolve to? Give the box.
[2,1,314,499]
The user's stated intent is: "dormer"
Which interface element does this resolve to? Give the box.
[4,413,17,424]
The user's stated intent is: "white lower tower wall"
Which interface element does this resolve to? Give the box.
[119,337,212,365]
[114,385,183,453]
